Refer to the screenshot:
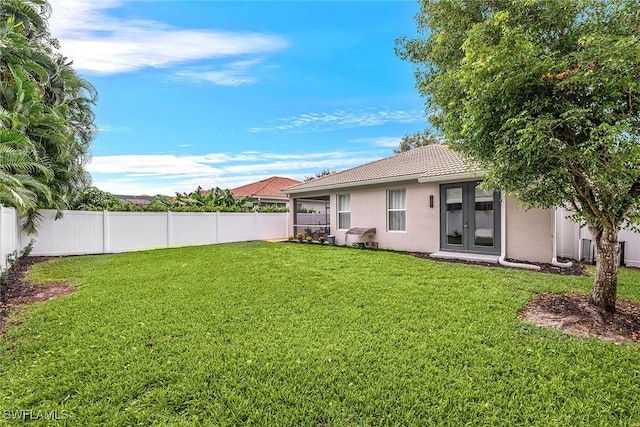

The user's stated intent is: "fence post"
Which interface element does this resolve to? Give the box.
[167,211,172,248]
[286,212,290,239]
[0,206,4,270]
[103,210,109,253]
[14,208,20,256]
[254,211,259,241]
[215,211,219,244]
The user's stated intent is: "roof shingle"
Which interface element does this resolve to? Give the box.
[285,145,480,193]
[232,176,301,199]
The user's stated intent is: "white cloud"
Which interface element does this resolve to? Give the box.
[173,69,257,87]
[48,0,287,75]
[97,125,131,132]
[249,109,424,133]
[87,150,384,195]
[350,136,402,148]
[87,154,224,176]
[172,59,265,86]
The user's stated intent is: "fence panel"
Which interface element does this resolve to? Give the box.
[28,210,104,256]
[169,212,218,247]
[256,213,289,240]
[618,229,640,268]
[556,209,580,259]
[217,213,258,243]
[107,212,169,253]
[0,206,19,270]
[13,208,289,258]
[18,210,288,257]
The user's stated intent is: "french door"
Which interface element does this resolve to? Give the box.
[440,182,501,254]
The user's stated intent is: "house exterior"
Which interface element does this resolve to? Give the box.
[231,176,302,207]
[284,145,559,266]
[114,194,154,206]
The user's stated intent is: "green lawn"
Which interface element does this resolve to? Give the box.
[1,242,639,426]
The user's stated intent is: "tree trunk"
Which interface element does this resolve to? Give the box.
[588,224,620,313]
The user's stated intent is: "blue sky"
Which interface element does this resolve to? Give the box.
[48,0,427,195]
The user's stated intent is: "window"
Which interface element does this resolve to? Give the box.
[337,194,351,229]
[388,189,406,231]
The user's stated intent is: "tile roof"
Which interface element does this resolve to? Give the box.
[231,176,301,199]
[114,195,154,205]
[284,144,481,193]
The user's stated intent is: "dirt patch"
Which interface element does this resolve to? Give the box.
[0,257,75,334]
[520,293,640,344]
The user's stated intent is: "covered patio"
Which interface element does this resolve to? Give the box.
[292,196,330,240]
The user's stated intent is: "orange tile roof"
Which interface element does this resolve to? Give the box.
[231,176,301,199]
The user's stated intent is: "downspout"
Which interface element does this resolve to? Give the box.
[498,196,541,270]
[577,222,583,262]
[551,209,573,268]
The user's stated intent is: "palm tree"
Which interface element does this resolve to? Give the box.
[0,1,97,231]
[0,129,52,229]
[0,0,50,40]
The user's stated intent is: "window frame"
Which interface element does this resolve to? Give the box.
[387,188,407,232]
[337,194,351,230]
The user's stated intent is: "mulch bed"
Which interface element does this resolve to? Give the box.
[520,293,640,344]
[0,257,75,334]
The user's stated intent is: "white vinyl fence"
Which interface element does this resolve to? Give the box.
[558,209,640,268]
[0,209,288,265]
[0,206,20,271]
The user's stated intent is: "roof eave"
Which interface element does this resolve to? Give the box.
[417,170,486,183]
[285,174,425,195]
[255,195,289,201]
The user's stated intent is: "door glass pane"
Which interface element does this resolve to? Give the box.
[474,187,494,247]
[446,188,463,245]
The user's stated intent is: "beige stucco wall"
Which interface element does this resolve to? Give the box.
[338,182,440,252]
[321,181,440,252]
[505,197,553,263]
[290,183,554,263]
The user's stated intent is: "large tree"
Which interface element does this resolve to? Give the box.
[393,129,441,153]
[397,0,640,312]
[0,0,97,232]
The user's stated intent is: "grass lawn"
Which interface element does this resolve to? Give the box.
[1,242,640,426]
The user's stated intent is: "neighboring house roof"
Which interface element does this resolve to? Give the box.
[232,176,301,200]
[114,195,154,205]
[285,145,482,194]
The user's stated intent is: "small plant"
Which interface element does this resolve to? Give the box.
[295,232,304,241]
[318,236,326,244]
[305,236,313,243]
[1,239,35,284]
[287,236,293,242]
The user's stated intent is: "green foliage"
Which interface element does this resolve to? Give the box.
[2,242,640,424]
[304,168,335,182]
[0,0,97,232]
[172,186,251,209]
[0,238,34,284]
[397,0,639,228]
[69,186,289,213]
[71,186,128,211]
[397,0,640,311]
[393,129,441,153]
